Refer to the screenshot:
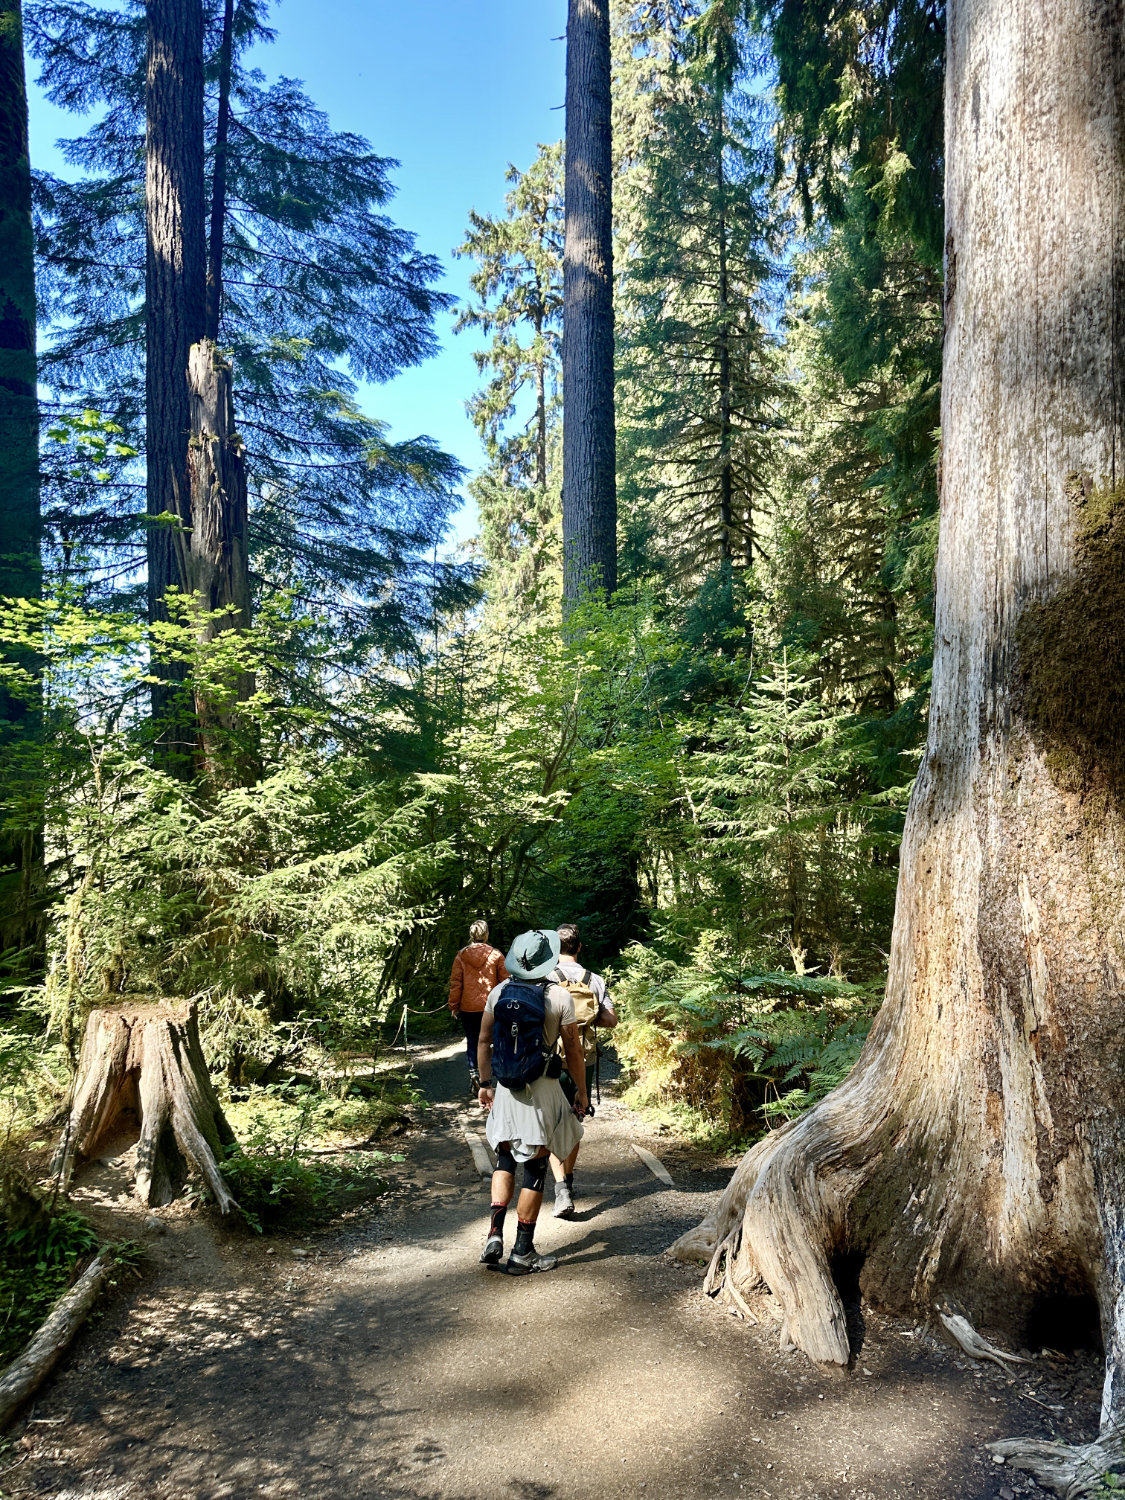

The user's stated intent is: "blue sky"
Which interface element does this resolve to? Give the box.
[25,0,568,548]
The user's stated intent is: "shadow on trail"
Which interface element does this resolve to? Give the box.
[10,1028,1037,1500]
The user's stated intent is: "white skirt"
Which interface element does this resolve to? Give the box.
[485,1073,584,1163]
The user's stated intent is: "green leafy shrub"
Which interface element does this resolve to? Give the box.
[0,1205,99,1369]
[216,1085,402,1232]
[612,934,880,1143]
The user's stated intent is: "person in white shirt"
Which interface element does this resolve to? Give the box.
[548,922,617,1219]
[476,929,587,1273]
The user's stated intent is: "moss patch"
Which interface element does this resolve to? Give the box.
[1016,476,1125,797]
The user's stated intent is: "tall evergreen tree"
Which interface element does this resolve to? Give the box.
[563,0,617,602]
[455,142,564,598]
[0,0,42,951]
[28,0,462,663]
[455,142,563,492]
[144,0,206,744]
[617,0,781,582]
[678,12,1125,1489]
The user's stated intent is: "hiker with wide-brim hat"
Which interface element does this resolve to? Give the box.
[475,928,587,1274]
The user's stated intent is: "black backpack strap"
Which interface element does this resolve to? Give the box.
[582,969,592,986]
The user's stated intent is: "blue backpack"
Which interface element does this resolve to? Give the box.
[492,979,549,1091]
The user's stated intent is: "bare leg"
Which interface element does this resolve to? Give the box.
[491,1167,514,1206]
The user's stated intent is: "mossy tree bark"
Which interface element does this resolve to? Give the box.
[53,1001,238,1213]
[0,0,43,959]
[675,2,1125,1489]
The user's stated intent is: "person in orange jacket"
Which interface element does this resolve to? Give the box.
[449,920,508,1096]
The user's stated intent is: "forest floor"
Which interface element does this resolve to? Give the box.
[1,1040,1103,1500]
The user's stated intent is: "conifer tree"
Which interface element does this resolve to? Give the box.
[455,142,563,492]
[144,0,206,749]
[28,0,461,662]
[455,142,564,599]
[563,0,617,602]
[617,0,781,582]
[0,0,42,951]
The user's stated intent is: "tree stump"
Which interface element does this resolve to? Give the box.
[52,1001,239,1213]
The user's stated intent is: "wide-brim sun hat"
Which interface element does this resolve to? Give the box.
[505,928,561,981]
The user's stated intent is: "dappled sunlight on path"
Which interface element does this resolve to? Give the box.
[6,1041,1071,1500]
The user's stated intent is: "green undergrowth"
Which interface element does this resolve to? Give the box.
[215,1081,417,1233]
[0,1205,99,1369]
[612,939,882,1146]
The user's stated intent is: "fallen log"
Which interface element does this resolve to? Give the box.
[52,1000,238,1212]
[0,1248,115,1430]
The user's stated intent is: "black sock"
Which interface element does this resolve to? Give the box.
[513,1218,536,1256]
[489,1203,508,1238]
[565,1172,574,1192]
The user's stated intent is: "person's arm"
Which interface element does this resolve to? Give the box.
[477,1006,495,1111]
[560,1021,588,1115]
[496,952,509,981]
[448,953,463,1013]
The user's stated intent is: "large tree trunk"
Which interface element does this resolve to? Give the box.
[186,338,254,782]
[204,0,234,343]
[0,0,43,958]
[53,1000,238,1214]
[675,2,1125,1489]
[145,0,206,757]
[562,0,617,604]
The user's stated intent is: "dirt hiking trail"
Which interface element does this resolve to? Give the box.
[4,1043,1099,1500]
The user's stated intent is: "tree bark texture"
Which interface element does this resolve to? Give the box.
[562,0,617,603]
[187,337,253,780]
[145,0,206,739]
[204,0,233,343]
[675,0,1125,1478]
[53,1000,238,1213]
[0,0,43,954]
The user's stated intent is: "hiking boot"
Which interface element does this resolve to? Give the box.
[469,1069,481,1096]
[552,1182,575,1219]
[507,1248,558,1275]
[479,1233,504,1265]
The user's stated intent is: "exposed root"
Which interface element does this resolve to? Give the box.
[702,1227,760,1322]
[722,1280,758,1323]
[675,1098,873,1366]
[990,1435,1125,1498]
[937,1308,1034,1369]
[703,1228,739,1297]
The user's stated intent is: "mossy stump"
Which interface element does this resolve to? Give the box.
[53,1000,238,1213]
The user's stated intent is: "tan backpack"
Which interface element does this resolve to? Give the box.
[553,967,600,1064]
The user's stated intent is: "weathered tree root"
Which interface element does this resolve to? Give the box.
[0,1248,115,1429]
[672,1089,877,1365]
[53,1001,238,1212]
[989,1436,1125,1499]
[937,1308,1033,1370]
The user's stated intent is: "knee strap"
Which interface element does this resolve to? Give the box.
[521,1155,548,1192]
[496,1146,517,1176]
